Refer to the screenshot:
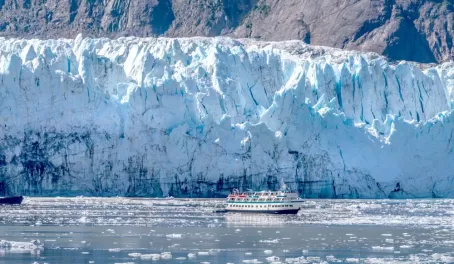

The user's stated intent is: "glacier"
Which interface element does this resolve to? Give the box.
[0,35,454,198]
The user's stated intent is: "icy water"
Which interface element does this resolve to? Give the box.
[1,198,454,264]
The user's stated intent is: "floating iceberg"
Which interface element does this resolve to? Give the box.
[0,240,43,249]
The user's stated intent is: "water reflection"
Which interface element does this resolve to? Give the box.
[0,248,42,256]
[1,198,454,263]
[225,213,288,226]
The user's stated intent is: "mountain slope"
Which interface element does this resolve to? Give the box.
[0,0,452,63]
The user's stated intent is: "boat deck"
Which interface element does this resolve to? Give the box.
[219,190,303,214]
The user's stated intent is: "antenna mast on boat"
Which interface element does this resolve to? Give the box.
[280,178,287,191]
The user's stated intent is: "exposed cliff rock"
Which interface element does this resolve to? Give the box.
[0,0,452,63]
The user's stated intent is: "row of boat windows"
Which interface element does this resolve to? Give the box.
[233,192,295,196]
[228,204,294,208]
[229,198,291,201]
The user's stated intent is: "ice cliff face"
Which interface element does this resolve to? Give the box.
[1,36,454,198]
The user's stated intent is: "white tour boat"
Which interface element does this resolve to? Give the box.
[223,188,304,214]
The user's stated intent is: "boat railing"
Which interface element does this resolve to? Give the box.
[228,191,299,199]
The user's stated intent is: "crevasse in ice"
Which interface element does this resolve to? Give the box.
[0,35,453,198]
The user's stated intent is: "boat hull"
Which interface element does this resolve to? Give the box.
[225,209,300,214]
[0,196,23,205]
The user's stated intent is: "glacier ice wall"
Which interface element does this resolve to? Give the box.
[0,35,454,198]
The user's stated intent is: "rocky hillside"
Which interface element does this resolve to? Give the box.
[0,0,452,63]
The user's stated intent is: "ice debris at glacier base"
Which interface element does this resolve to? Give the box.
[0,240,44,249]
[0,35,454,198]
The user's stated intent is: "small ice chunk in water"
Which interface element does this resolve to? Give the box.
[242,259,262,263]
[235,229,241,232]
[187,253,196,258]
[372,246,394,251]
[245,252,252,255]
[209,249,220,255]
[160,252,172,259]
[166,234,183,238]
[198,252,210,256]
[326,255,339,262]
[346,258,359,263]
[175,257,186,260]
[400,245,413,248]
[266,256,280,262]
[381,234,392,237]
[285,257,305,262]
[264,250,273,255]
[0,241,14,248]
[108,248,122,252]
[128,253,142,258]
[302,249,309,254]
[0,240,44,249]
[168,243,180,248]
[140,254,160,260]
[385,239,394,243]
[259,239,279,243]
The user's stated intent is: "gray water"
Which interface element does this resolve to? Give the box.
[1,198,454,264]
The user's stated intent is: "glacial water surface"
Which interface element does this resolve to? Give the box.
[1,198,454,263]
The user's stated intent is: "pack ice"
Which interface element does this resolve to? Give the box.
[0,35,453,198]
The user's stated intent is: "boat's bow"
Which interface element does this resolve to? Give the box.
[0,196,24,205]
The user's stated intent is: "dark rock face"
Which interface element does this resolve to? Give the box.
[235,0,454,63]
[0,0,452,63]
